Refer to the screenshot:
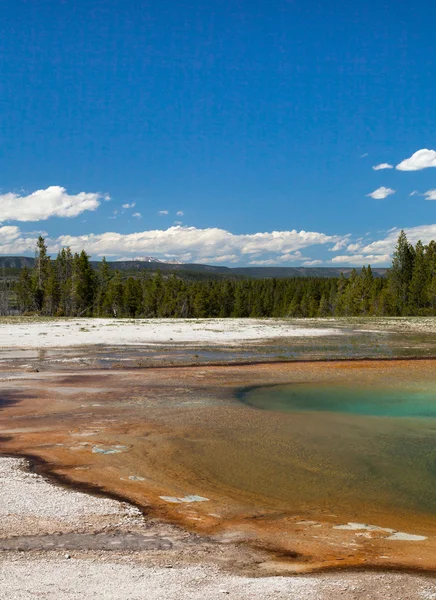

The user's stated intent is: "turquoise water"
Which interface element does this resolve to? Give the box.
[240,383,436,418]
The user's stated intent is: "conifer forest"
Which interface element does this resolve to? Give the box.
[6,231,436,318]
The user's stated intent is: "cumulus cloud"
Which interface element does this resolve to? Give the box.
[176,210,184,216]
[158,210,169,216]
[331,254,391,265]
[367,186,395,200]
[361,224,436,256]
[0,225,40,254]
[372,163,393,170]
[277,252,306,262]
[0,224,346,265]
[329,237,351,252]
[132,212,142,218]
[424,190,436,200]
[199,254,239,264]
[122,202,136,209]
[10,219,436,268]
[248,259,280,265]
[0,186,102,222]
[302,259,323,266]
[396,149,436,171]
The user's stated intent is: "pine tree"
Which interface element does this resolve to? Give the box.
[408,240,427,313]
[389,230,415,314]
[71,251,95,315]
[32,236,51,311]
[15,266,34,312]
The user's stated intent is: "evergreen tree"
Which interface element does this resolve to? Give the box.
[389,230,415,314]
[15,266,34,312]
[408,240,427,313]
[71,251,95,315]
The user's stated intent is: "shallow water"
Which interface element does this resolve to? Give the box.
[239,382,436,515]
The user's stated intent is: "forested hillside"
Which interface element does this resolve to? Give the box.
[0,255,388,279]
[4,232,436,317]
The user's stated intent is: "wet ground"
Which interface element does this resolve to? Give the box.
[3,317,436,374]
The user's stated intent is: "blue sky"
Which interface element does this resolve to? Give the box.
[1,0,436,266]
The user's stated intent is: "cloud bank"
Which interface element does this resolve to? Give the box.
[0,225,347,265]
[4,220,436,268]
[0,186,102,222]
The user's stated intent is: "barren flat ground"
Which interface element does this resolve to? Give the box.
[2,317,436,599]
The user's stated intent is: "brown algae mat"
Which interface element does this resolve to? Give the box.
[1,359,436,574]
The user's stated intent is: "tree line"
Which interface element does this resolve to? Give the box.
[10,232,436,318]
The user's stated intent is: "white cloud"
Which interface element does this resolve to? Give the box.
[361,224,436,257]
[158,210,169,216]
[424,189,436,201]
[347,243,361,252]
[329,237,351,252]
[248,259,280,265]
[132,212,142,218]
[0,225,40,254]
[176,210,184,216]
[367,186,395,200]
[331,254,391,265]
[0,186,102,222]
[248,252,307,265]
[396,149,436,171]
[277,251,306,262]
[199,254,239,264]
[302,259,323,266]
[410,190,420,196]
[173,221,183,226]
[9,225,342,264]
[122,202,136,209]
[372,163,393,170]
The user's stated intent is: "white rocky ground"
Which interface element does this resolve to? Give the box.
[1,457,436,599]
[0,318,344,348]
[0,457,142,537]
[4,558,434,600]
[2,316,436,350]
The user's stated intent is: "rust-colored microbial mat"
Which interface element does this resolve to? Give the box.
[1,359,436,573]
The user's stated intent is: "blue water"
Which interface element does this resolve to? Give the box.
[240,383,436,418]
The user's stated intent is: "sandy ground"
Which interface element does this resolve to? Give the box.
[1,457,436,600]
[0,318,344,348]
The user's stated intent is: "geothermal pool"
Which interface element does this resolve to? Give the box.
[239,382,436,515]
[2,359,436,572]
[241,382,436,417]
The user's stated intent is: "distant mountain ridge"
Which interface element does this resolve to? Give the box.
[0,256,388,278]
[115,256,184,264]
